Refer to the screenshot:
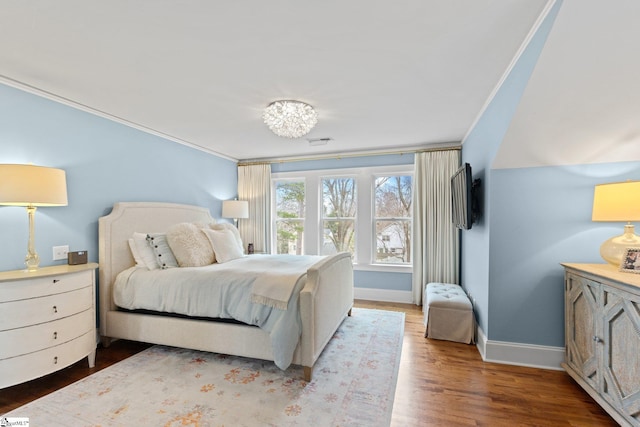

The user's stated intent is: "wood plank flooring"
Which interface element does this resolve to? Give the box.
[0,300,617,426]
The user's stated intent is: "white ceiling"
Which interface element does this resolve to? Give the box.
[0,0,547,162]
[3,1,635,168]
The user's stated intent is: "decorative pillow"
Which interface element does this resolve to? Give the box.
[210,222,244,253]
[132,232,160,270]
[146,233,178,269]
[128,238,146,268]
[166,222,215,267]
[202,228,245,263]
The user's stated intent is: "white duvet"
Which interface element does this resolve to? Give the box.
[113,254,324,370]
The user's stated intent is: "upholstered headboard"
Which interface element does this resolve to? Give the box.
[98,202,215,329]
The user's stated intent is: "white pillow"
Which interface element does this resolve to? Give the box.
[166,222,215,267]
[132,232,160,270]
[146,233,178,269]
[210,222,244,253]
[202,228,244,263]
[128,238,145,267]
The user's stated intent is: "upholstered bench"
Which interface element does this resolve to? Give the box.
[424,282,474,344]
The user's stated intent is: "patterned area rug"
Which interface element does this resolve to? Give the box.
[4,308,404,426]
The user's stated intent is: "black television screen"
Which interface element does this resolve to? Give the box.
[451,163,478,230]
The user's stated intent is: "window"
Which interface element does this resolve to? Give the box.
[272,164,413,270]
[374,175,412,264]
[321,177,356,256]
[274,179,305,255]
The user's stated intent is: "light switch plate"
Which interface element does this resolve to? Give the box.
[53,245,69,261]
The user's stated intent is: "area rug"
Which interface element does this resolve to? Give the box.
[4,308,404,426]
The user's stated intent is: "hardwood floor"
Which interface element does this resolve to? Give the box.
[1,301,617,426]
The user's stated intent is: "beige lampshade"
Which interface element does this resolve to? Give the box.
[222,200,248,219]
[592,181,640,222]
[0,164,68,206]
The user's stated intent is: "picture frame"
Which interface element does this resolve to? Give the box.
[619,248,640,273]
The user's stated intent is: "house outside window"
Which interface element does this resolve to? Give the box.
[374,175,412,264]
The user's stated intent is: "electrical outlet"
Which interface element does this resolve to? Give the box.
[53,245,69,261]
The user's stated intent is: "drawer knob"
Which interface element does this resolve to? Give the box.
[53,305,58,314]
[593,336,602,343]
[53,279,60,284]
[54,356,58,364]
[53,331,58,340]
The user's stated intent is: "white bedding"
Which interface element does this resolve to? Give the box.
[113,254,324,370]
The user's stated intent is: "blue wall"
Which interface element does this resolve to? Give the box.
[0,83,237,272]
[489,162,640,346]
[271,152,414,173]
[460,0,640,349]
[462,0,562,336]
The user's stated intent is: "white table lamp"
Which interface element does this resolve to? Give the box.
[0,164,68,271]
[222,200,248,226]
[592,180,640,266]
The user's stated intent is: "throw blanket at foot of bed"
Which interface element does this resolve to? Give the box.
[113,254,324,370]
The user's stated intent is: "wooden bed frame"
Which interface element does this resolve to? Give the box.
[98,202,354,381]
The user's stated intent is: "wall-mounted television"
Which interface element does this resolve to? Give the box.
[451,163,481,230]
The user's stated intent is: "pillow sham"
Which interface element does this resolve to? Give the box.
[132,232,160,270]
[202,228,244,263]
[210,222,244,253]
[146,233,178,269]
[128,238,146,268]
[166,222,215,267]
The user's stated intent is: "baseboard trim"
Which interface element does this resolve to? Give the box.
[476,326,564,371]
[354,287,413,304]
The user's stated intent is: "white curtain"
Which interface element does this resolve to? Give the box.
[412,150,461,305]
[237,164,271,253]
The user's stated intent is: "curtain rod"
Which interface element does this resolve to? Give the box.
[238,145,461,166]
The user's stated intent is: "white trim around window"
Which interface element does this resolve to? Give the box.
[272,164,413,272]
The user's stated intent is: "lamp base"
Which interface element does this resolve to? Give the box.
[600,224,640,266]
[25,252,40,272]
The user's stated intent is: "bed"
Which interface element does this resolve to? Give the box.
[98,201,354,381]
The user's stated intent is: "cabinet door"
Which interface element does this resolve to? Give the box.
[600,285,640,424]
[565,273,600,391]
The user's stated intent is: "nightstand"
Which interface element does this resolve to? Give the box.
[0,263,98,389]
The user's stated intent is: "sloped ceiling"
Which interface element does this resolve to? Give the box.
[492,0,640,169]
[0,1,547,162]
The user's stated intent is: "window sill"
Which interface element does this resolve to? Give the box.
[353,263,412,273]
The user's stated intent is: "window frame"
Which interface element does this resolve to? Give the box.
[273,177,306,255]
[271,164,413,272]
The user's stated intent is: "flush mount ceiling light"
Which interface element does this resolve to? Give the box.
[262,100,318,138]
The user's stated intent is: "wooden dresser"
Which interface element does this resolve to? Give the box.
[562,263,640,427]
[0,263,98,389]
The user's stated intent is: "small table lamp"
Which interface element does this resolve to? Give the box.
[222,200,248,226]
[592,180,640,266]
[0,164,68,271]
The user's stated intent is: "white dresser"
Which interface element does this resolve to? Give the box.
[562,263,640,427]
[0,263,98,389]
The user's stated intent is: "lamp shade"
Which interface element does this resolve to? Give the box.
[222,200,248,219]
[0,164,68,206]
[592,180,640,265]
[592,181,640,222]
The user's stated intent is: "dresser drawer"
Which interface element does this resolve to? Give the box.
[0,309,94,359]
[0,329,96,389]
[0,285,93,331]
[0,270,93,303]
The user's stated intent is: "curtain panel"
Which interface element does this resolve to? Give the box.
[237,163,271,253]
[412,150,461,305]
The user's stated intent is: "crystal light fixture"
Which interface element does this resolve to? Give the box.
[263,100,318,138]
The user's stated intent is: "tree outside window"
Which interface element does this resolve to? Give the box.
[375,175,412,264]
[275,180,305,255]
[322,177,356,256]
